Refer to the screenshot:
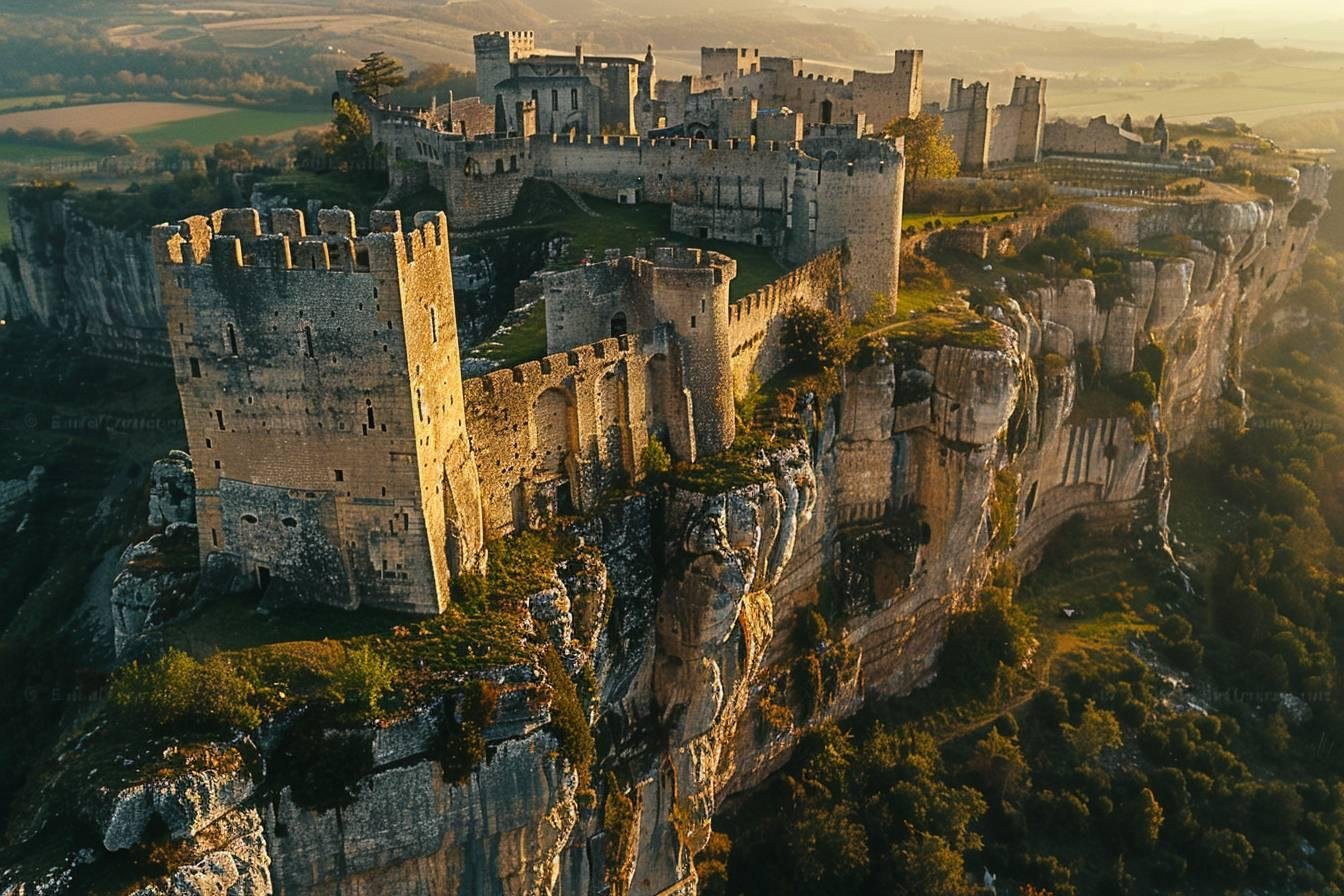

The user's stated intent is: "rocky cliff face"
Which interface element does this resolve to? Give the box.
[1,168,1331,896]
[4,193,168,360]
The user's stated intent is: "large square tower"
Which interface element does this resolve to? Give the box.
[151,207,484,614]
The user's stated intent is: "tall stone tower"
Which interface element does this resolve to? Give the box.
[152,207,485,615]
[473,30,535,100]
[641,246,737,459]
[1008,76,1046,163]
[945,79,991,172]
[893,49,924,118]
[789,137,905,317]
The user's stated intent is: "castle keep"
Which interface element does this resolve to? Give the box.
[152,209,486,614]
[153,200,848,611]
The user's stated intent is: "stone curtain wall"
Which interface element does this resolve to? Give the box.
[727,247,843,393]
[461,335,652,538]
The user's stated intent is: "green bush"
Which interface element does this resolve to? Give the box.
[1116,370,1158,406]
[329,645,393,718]
[603,772,637,893]
[781,304,852,372]
[541,645,595,788]
[642,437,672,475]
[109,648,259,734]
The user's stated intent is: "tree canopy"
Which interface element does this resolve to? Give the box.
[350,51,406,101]
[883,114,960,181]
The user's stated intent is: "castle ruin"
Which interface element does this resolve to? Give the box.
[153,199,850,613]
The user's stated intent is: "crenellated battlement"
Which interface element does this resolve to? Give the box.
[151,208,450,275]
[464,334,636,402]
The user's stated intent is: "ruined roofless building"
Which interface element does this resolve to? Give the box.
[151,208,485,614]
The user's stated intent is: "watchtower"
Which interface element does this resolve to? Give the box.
[789,137,905,317]
[474,30,536,99]
[152,207,484,614]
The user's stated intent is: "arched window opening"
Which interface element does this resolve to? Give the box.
[226,323,238,356]
[610,312,628,337]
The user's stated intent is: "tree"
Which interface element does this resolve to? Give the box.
[321,98,371,170]
[1061,701,1123,760]
[781,305,851,372]
[350,51,406,101]
[884,114,960,181]
[1123,787,1164,850]
[888,832,975,896]
[968,728,1031,804]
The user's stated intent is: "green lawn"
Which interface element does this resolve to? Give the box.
[129,108,329,148]
[481,183,786,300]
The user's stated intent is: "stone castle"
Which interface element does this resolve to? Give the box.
[149,32,1214,617]
[151,196,855,613]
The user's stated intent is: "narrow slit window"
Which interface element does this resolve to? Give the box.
[429,306,438,343]
[189,358,201,378]
[225,323,238,356]
[303,326,314,358]
[215,409,225,430]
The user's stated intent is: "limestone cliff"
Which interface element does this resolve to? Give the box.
[1,167,1331,896]
[4,192,168,360]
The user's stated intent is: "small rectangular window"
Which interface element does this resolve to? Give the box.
[570,88,578,110]
[189,358,201,378]
[551,89,558,111]
[690,315,697,329]
[334,469,344,482]
[211,528,219,546]
[215,409,225,430]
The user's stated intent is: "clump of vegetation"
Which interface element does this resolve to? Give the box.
[603,772,638,895]
[666,431,774,494]
[781,304,853,372]
[540,645,595,791]
[269,714,375,811]
[988,468,1019,553]
[642,437,672,476]
[437,679,499,784]
[486,530,563,605]
[109,649,259,734]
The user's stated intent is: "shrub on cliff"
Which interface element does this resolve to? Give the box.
[782,305,852,372]
[1116,370,1159,407]
[109,648,259,733]
[541,645,595,789]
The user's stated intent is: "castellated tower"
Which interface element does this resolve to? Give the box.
[151,207,485,615]
[789,137,905,317]
[640,246,737,458]
[473,30,536,99]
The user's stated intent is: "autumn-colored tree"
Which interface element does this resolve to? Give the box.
[883,114,960,181]
[350,51,406,101]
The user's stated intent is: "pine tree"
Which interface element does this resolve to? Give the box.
[351,51,407,101]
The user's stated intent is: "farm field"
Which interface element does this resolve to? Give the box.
[0,102,233,134]
[0,102,328,161]
[131,108,328,146]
